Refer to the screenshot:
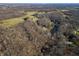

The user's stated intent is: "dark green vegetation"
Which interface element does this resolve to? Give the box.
[0,4,79,56]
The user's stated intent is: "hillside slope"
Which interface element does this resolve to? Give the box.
[0,9,79,56]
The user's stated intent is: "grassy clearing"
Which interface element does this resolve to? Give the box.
[0,11,38,27]
[23,11,39,22]
[0,17,24,27]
